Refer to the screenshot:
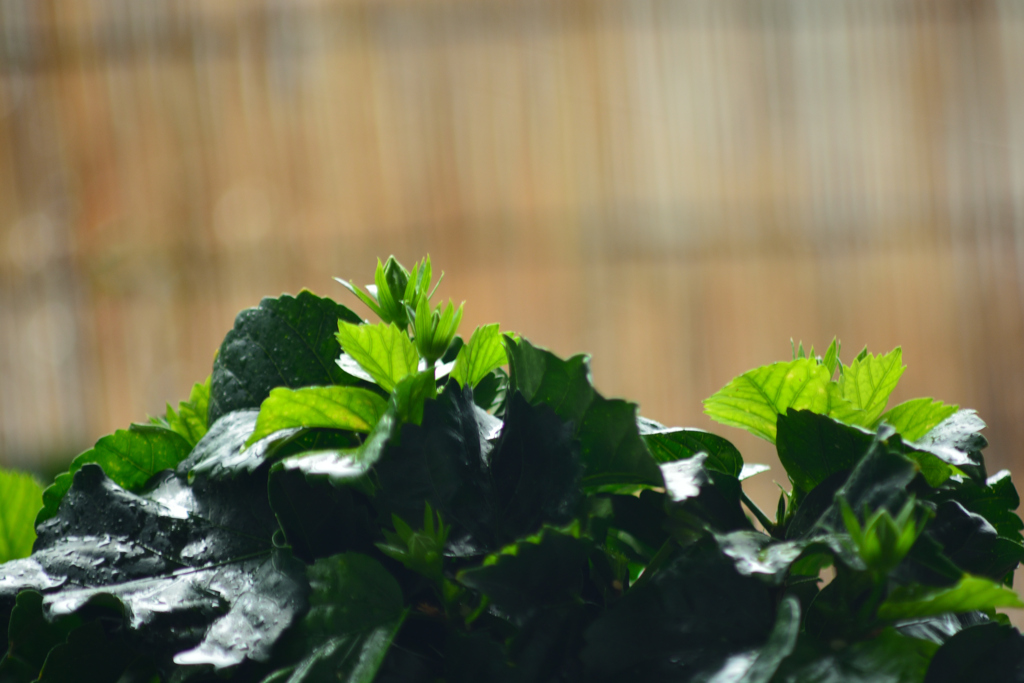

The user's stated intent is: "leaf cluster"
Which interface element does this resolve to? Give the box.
[2,264,1024,682]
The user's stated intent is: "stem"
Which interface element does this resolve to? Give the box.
[631,539,675,590]
[741,491,776,534]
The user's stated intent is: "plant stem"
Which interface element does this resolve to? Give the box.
[740,491,776,534]
[631,539,675,590]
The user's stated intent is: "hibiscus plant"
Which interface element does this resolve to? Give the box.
[1,255,1023,682]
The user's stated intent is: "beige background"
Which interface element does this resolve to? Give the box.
[2,0,1024,555]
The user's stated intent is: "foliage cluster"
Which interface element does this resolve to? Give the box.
[2,257,1024,682]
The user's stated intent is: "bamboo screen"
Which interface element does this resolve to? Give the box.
[2,0,1024,520]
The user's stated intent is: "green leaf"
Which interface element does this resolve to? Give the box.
[209,290,363,423]
[450,324,507,389]
[912,410,987,472]
[641,427,743,477]
[413,296,464,366]
[826,382,869,425]
[776,410,877,493]
[335,321,419,392]
[265,553,406,683]
[924,500,1024,581]
[581,539,776,681]
[931,470,1024,541]
[164,376,211,447]
[0,591,80,681]
[709,595,801,683]
[713,530,851,587]
[924,622,1024,683]
[504,337,661,489]
[275,413,396,491]
[390,369,438,426]
[773,629,937,683]
[704,358,832,442]
[878,575,1024,620]
[822,337,841,378]
[37,424,192,524]
[491,393,583,544]
[579,398,664,489]
[0,469,43,562]
[458,526,590,617]
[837,347,906,426]
[5,464,308,671]
[245,386,388,447]
[504,336,594,426]
[35,620,138,683]
[880,398,959,442]
[373,385,497,548]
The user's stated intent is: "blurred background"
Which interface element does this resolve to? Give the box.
[3,0,1024,523]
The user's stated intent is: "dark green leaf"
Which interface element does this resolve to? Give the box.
[0,591,80,681]
[504,338,661,489]
[714,531,852,587]
[665,464,753,534]
[3,463,308,672]
[373,384,495,549]
[491,393,582,544]
[274,412,395,492]
[503,336,594,426]
[265,553,406,683]
[776,410,877,493]
[910,410,987,475]
[470,367,509,414]
[772,629,937,683]
[35,620,137,683]
[813,441,918,536]
[579,397,664,488]
[37,424,192,524]
[931,470,1024,541]
[246,385,388,446]
[506,604,591,683]
[209,290,362,423]
[924,622,1024,683]
[179,409,293,481]
[699,595,801,683]
[458,526,590,618]
[269,466,380,563]
[924,501,1024,581]
[0,469,43,562]
[581,539,775,681]
[641,427,742,477]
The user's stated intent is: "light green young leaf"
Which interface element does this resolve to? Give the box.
[877,574,1024,621]
[703,358,832,443]
[825,383,869,426]
[822,337,841,379]
[37,424,193,524]
[0,469,43,562]
[245,386,389,447]
[837,347,906,425]
[879,398,959,442]
[450,324,507,389]
[412,296,464,366]
[335,321,419,392]
[166,376,212,447]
